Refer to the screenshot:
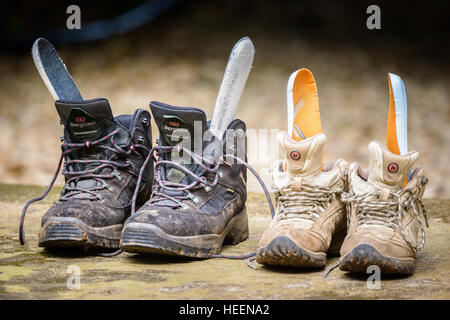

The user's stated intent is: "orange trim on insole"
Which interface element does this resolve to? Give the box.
[287,68,323,170]
[291,68,322,142]
[387,76,400,155]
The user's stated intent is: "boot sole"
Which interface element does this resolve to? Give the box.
[339,244,415,275]
[39,217,123,249]
[120,208,249,258]
[256,236,326,268]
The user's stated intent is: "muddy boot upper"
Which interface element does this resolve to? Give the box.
[257,131,348,267]
[121,101,248,257]
[339,141,428,274]
[41,98,153,231]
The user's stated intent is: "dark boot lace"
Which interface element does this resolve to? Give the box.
[19,129,152,249]
[130,144,275,261]
[20,136,275,262]
[148,145,223,208]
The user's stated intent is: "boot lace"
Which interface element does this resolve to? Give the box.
[19,129,152,249]
[128,144,275,261]
[275,183,343,276]
[276,184,341,223]
[341,188,428,251]
[323,184,428,278]
[149,145,223,208]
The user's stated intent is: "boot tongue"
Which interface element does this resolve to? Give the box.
[280,132,326,178]
[55,98,115,142]
[150,101,208,183]
[367,141,418,190]
[55,99,116,198]
[150,101,207,148]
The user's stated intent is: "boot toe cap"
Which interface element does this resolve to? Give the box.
[258,224,327,254]
[42,201,124,228]
[125,206,224,237]
[340,231,414,260]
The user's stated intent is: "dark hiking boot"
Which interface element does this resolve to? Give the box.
[20,98,154,249]
[120,101,249,258]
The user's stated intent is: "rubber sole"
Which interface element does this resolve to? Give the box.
[39,217,122,249]
[339,244,415,275]
[256,236,327,268]
[256,223,347,268]
[120,208,249,258]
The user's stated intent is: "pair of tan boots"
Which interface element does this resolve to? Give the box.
[256,131,428,276]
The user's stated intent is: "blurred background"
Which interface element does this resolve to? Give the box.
[0,0,449,198]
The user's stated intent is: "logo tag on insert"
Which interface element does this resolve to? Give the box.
[162,115,192,146]
[67,108,106,142]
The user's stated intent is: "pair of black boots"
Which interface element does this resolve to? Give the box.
[21,98,250,258]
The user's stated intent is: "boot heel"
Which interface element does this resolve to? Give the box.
[224,207,249,245]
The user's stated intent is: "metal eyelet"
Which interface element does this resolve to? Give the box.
[97,194,106,203]
[181,203,189,210]
[218,170,223,178]
[60,136,65,142]
[113,170,122,181]
[187,193,199,204]
[137,136,145,144]
[142,118,149,127]
[204,186,211,192]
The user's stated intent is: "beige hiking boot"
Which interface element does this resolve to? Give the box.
[256,132,349,268]
[339,141,428,275]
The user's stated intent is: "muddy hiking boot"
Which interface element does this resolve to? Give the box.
[19,98,154,250]
[256,132,349,268]
[120,101,253,258]
[338,141,428,275]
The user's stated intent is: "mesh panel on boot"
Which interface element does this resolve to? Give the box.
[367,141,418,191]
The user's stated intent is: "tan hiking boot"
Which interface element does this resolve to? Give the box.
[256,132,349,267]
[339,141,428,275]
